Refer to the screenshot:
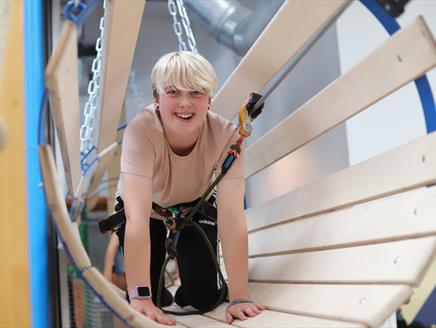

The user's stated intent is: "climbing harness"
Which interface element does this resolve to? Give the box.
[99,92,265,314]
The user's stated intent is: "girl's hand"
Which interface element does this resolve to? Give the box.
[131,299,176,326]
[226,301,266,324]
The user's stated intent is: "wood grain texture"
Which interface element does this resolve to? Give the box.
[212,0,347,120]
[248,237,436,285]
[248,186,436,256]
[97,0,144,151]
[0,1,31,326]
[248,282,411,327]
[45,21,81,194]
[205,305,364,328]
[246,132,436,232]
[245,16,436,178]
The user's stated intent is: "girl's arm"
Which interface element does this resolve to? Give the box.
[217,177,265,323]
[121,173,176,326]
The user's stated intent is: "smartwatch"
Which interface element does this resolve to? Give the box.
[128,285,152,301]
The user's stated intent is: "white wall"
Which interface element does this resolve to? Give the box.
[336,0,436,165]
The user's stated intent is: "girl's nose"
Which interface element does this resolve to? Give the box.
[179,92,191,108]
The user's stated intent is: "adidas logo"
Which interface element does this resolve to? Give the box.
[198,219,215,226]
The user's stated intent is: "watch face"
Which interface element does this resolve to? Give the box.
[137,286,151,297]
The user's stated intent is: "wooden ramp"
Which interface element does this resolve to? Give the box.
[41,0,436,326]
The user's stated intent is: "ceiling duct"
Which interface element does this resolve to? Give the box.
[184,0,284,56]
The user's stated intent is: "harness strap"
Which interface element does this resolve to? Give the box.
[99,92,265,316]
[98,197,217,234]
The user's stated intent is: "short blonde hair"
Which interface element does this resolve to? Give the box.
[151,51,217,97]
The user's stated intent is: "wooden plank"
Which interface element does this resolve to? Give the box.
[106,110,124,212]
[401,257,436,323]
[86,147,117,210]
[245,16,436,178]
[0,1,31,326]
[205,305,363,328]
[248,186,436,256]
[97,0,144,151]
[45,21,81,194]
[248,237,436,285]
[246,131,436,232]
[247,282,411,327]
[38,145,91,270]
[86,0,144,206]
[170,312,232,328]
[129,314,186,328]
[212,0,347,120]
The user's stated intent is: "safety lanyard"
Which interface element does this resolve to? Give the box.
[156,92,264,314]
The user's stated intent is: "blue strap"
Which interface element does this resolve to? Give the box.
[64,0,98,26]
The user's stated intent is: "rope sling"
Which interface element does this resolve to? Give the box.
[99,93,264,315]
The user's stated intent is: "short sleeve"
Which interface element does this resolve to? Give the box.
[120,119,155,178]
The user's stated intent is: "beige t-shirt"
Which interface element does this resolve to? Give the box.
[118,108,244,210]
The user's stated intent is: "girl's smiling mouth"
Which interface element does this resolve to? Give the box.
[175,112,194,120]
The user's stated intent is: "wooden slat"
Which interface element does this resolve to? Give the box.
[45,21,81,194]
[38,145,91,270]
[86,148,117,210]
[129,314,186,328]
[248,282,411,327]
[248,186,436,256]
[246,131,436,232]
[87,0,145,205]
[212,0,347,120]
[170,312,232,328]
[205,305,364,328]
[0,1,31,326]
[245,16,436,178]
[97,0,144,151]
[88,0,144,199]
[106,110,124,212]
[248,237,436,285]
[401,257,436,323]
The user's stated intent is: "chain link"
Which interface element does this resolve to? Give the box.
[80,0,106,153]
[167,0,197,53]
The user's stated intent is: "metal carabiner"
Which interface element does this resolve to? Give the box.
[64,0,97,26]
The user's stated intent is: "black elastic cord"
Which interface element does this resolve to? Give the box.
[156,221,228,315]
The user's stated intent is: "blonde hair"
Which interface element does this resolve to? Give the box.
[151,51,217,97]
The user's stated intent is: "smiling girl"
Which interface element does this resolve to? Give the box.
[117,51,264,325]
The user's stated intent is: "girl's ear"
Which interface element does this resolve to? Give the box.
[153,94,160,109]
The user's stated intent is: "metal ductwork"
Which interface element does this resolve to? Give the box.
[184,0,284,56]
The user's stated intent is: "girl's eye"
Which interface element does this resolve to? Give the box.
[191,91,203,97]
[165,89,179,96]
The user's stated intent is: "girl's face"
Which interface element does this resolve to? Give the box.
[155,86,210,137]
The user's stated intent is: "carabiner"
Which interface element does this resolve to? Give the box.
[64,0,98,26]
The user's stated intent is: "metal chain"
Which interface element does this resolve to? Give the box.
[175,0,197,53]
[167,0,197,53]
[80,0,106,153]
